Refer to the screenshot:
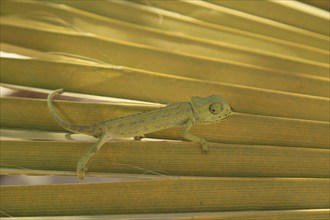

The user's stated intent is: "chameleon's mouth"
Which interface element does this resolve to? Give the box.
[222,110,233,120]
[207,111,232,123]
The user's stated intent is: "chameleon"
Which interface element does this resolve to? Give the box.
[47,88,233,180]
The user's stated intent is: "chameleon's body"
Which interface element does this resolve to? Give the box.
[48,89,232,179]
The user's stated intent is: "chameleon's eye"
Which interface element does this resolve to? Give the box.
[209,102,223,114]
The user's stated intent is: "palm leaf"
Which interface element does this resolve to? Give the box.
[1,0,329,218]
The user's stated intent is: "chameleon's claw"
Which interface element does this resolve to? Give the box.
[201,140,209,152]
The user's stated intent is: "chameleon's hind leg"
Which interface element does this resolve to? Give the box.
[182,118,208,152]
[77,130,110,180]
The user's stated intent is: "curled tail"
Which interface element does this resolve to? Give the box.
[47,89,95,135]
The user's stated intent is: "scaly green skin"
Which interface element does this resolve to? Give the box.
[47,89,232,179]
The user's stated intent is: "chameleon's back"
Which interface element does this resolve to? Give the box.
[100,102,194,138]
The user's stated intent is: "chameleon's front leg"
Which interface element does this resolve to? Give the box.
[182,118,208,152]
[77,129,110,180]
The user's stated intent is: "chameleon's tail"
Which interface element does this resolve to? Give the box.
[47,89,91,135]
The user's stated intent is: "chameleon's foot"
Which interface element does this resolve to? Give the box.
[77,159,88,180]
[201,140,208,152]
[134,135,145,141]
[65,133,75,140]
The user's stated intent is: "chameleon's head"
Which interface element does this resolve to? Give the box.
[191,95,232,124]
